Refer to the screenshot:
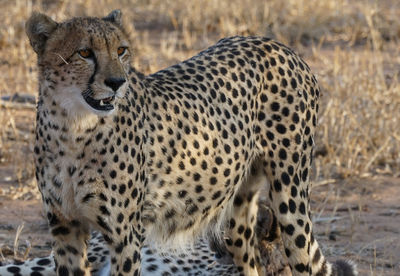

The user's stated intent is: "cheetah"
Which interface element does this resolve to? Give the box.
[22,9,357,276]
[0,231,243,276]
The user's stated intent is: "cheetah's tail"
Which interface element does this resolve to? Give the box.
[331,259,358,276]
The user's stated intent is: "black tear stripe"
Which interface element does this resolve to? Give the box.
[88,53,98,87]
[86,28,109,91]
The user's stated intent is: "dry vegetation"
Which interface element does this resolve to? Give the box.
[0,0,399,274]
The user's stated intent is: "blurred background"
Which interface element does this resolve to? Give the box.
[0,0,399,275]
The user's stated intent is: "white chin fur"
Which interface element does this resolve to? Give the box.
[52,85,116,118]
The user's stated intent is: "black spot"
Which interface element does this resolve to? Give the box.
[37,258,52,266]
[292,152,299,163]
[193,173,201,181]
[117,213,124,223]
[212,191,221,200]
[210,177,217,185]
[289,199,297,213]
[291,78,297,89]
[187,204,199,215]
[299,202,306,215]
[313,248,321,264]
[305,222,310,234]
[250,258,255,268]
[271,102,280,111]
[278,149,287,160]
[6,266,20,273]
[273,180,282,192]
[234,238,243,247]
[295,234,306,248]
[223,168,230,176]
[276,124,287,134]
[123,258,132,272]
[165,209,176,219]
[295,263,306,273]
[260,94,268,102]
[51,226,70,236]
[73,268,85,276]
[281,172,290,185]
[119,184,126,195]
[266,131,274,140]
[234,196,243,206]
[58,266,69,276]
[178,190,187,198]
[243,253,249,263]
[285,224,295,235]
[110,170,117,178]
[244,228,252,240]
[279,202,288,214]
[302,168,308,181]
[146,264,158,272]
[291,186,298,197]
[95,132,103,141]
[271,84,278,93]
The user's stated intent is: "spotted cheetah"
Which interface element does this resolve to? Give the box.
[0,231,243,276]
[21,10,357,276]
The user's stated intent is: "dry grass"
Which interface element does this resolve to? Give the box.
[0,0,399,189]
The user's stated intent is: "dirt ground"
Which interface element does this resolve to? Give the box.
[312,177,400,275]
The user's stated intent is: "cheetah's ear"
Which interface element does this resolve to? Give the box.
[26,12,58,55]
[103,10,123,27]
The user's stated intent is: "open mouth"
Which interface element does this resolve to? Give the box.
[83,94,115,111]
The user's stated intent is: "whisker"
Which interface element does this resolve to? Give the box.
[81,88,92,97]
[54,53,69,65]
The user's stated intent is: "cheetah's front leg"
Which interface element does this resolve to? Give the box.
[78,188,143,276]
[102,226,142,276]
[47,212,91,276]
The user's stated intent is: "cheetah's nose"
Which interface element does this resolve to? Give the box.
[104,77,126,92]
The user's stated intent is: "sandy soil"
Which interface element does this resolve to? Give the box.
[312,176,400,275]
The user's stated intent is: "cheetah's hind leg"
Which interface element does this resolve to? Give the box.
[222,162,267,276]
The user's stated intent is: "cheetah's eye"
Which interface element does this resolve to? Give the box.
[78,49,94,59]
[117,47,127,57]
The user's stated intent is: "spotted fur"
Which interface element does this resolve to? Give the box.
[0,232,241,276]
[21,10,357,276]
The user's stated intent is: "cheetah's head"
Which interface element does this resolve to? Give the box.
[26,10,131,117]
